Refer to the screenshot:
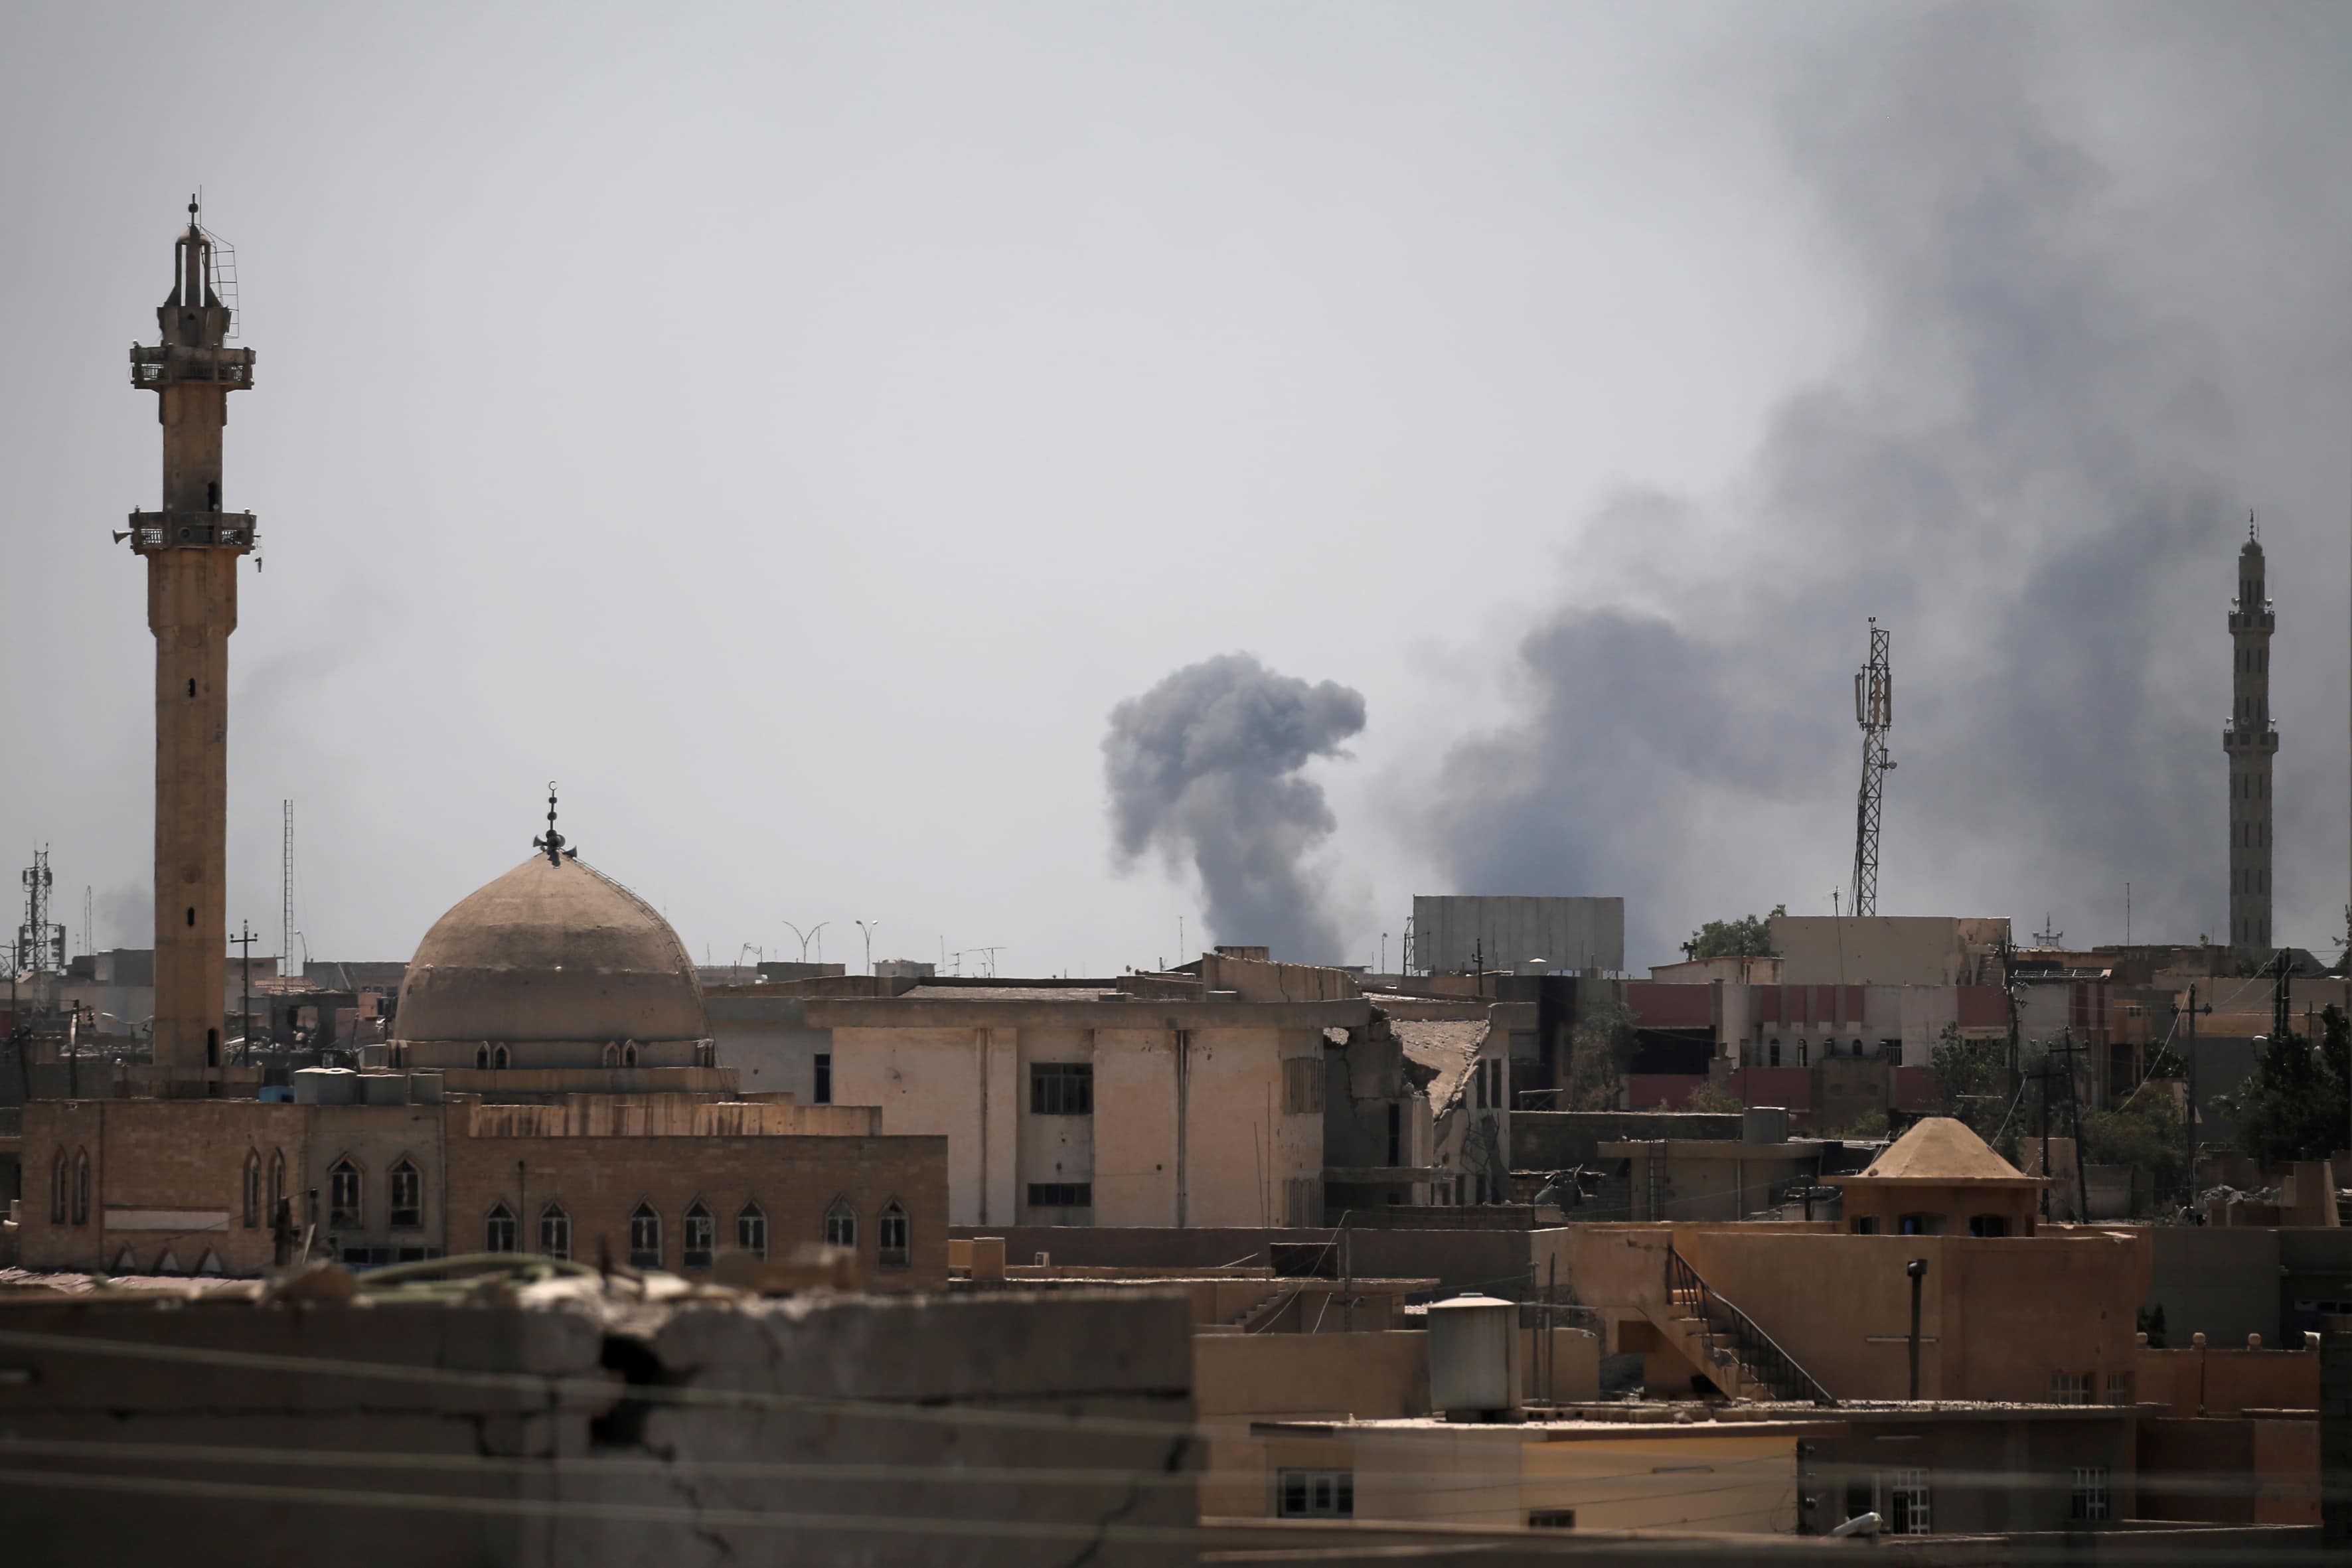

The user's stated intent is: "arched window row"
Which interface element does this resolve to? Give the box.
[50,1148,91,1227]
[471,1198,909,1271]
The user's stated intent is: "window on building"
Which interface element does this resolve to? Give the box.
[1026,1182,1092,1210]
[1387,1102,1402,1166]
[627,1203,662,1269]
[2104,1371,2133,1403]
[1898,1214,1942,1236]
[1277,1469,1354,1519]
[1852,1217,1880,1235]
[2070,1466,2109,1521]
[2050,1372,2091,1405]
[1798,1039,1810,1067]
[329,1158,362,1228]
[813,1054,832,1105]
[540,1203,571,1261]
[1030,1061,1094,1115]
[824,1197,857,1248]
[476,1046,489,1069]
[270,1150,286,1220]
[1883,1039,1903,1067]
[492,1046,510,1070]
[485,1203,516,1253]
[72,1149,88,1226]
[48,1150,66,1225]
[388,1159,423,1229]
[681,1202,714,1269]
[243,1150,262,1228]
[1283,1056,1324,1115]
[878,1201,909,1269]
[1528,1510,1575,1529]
[601,1044,618,1067]
[621,1042,638,1067]
[1887,1468,1930,1535]
[738,1202,768,1260]
[1968,1214,2009,1237]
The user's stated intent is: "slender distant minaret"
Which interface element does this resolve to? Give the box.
[2225,521,2276,959]
[127,199,257,1089]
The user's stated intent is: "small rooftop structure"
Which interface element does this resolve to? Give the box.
[1832,1116,2043,1237]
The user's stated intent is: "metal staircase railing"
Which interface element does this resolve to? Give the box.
[1664,1242,1834,1406]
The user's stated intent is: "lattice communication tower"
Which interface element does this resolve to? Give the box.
[1851,619,1895,917]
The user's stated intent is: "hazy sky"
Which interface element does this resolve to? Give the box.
[2,3,2346,975]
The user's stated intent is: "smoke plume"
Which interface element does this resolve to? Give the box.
[1430,7,2293,963]
[1105,653,1366,962]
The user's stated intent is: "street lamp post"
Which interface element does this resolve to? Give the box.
[856,919,883,977]
[782,921,829,966]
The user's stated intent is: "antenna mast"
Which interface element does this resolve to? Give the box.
[17,847,64,974]
[281,799,295,972]
[1850,619,1895,917]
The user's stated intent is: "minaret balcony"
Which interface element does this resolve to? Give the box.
[123,510,258,554]
[2227,603,2274,633]
[2221,718,2278,754]
[129,343,256,388]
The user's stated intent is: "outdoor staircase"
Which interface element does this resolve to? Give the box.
[1206,1289,1291,1335]
[1657,1245,1834,1405]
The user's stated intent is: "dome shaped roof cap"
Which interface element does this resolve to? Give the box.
[393,854,707,1045]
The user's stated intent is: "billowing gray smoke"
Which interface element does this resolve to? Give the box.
[1105,653,1366,962]
[1431,8,2302,963]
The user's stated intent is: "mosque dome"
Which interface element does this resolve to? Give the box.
[391,853,708,1046]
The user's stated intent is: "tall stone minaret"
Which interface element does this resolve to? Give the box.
[127,200,256,1088]
[2225,521,2276,959]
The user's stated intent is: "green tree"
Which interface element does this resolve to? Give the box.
[1682,905,1785,961]
[2215,1005,2351,1166]
[1684,1079,1745,1115]
[1929,1023,2010,1141]
[1562,994,1638,1112]
[2080,1089,2183,1194]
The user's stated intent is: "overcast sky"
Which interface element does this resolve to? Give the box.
[2,3,2346,976]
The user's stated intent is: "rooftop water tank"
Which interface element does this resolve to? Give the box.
[1427,1293,1522,1421]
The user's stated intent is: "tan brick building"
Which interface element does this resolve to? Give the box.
[18,1092,947,1289]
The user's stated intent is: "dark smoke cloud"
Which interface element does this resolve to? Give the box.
[1105,653,1366,962]
[1430,7,2272,963]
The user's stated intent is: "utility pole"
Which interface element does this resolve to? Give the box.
[234,920,256,1065]
[2173,985,2212,1211]
[1850,618,1895,917]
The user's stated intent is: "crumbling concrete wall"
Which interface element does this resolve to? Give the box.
[0,1283,1196,1565]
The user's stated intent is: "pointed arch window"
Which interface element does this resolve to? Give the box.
[476,1045,490,1069]
[540,1202,572,1261]
[72,1148,90,1227]
[878,1201,909,1269]
[155,1249,183,1275]
[328,1158,362,1228]
[737,1202,768,1260]
[621,1042,639,1067]
[824,1197,857,1249]
[491,1046,510,1070]
[628,1202,662,1269]
[601,1044,618,1067]
[49,1150,67,1225]
[682,1201,714,1269]
[485,1202,517,1254]
[112,1247,137,1273]
[388,1158,423,1229]
[269,1149,287,1223]
[242,1150,262,1228]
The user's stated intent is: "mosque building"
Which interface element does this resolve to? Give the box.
[13,210,943,1285]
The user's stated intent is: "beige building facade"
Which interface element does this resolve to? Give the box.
[809,986,1366,1227]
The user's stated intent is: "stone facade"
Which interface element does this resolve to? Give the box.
[18,1094,948,1288]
